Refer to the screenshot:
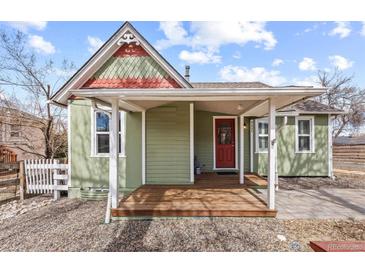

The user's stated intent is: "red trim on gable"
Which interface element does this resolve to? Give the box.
[82,77,181,89]
[113,43,149,57]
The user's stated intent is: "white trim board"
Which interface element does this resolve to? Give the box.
[190,103,194,183]
[212,116,238,170]
[67,102,72,187]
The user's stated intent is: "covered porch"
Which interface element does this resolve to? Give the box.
[71,87,324,217]
[112,173,274,217]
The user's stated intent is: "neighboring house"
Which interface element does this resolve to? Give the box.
[0,107,45,160]
[51,22,342,211]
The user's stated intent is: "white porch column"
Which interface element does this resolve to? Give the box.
[268,99,276,210]
[110,99,120,208]
[239,115,244,184]
[190,103,194,183]
[142,111,146,185]
[328,114,333,178]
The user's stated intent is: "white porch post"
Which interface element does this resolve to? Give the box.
[110,99,119,208]
[268,98,276,210]
[190,103,194,183]
[142,111,146,185]
[328,114,333,178]
[239,115,244,184]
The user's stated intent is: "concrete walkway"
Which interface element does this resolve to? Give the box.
[259,189,365,219]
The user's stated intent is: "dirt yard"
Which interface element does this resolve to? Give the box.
[0,196,364,252]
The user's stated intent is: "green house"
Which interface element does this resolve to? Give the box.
[51,22,342,214]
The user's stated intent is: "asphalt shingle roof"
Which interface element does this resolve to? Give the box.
[191,82,271,88]
[283,100,343,113]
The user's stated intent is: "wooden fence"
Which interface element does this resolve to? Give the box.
[0,162,24,202]
[24,159,68,200]
[0,146,17,164]
[333,144,365,170]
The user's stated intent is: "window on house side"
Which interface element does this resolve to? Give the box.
[255,119,268,153]
[296,117,314,153]
[10,124,21,138]
[94,111,125,155]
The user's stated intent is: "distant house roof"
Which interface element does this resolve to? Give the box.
[282,99,344,114]
[334,135,365,145]
[191,82,271,89]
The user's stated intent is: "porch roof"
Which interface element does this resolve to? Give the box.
[71,87,326,116]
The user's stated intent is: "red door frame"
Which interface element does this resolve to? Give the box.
[214,117,236,169]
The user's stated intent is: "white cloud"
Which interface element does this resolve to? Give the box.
[155,22,189,50]
[219,65,286,86]
[293,75,320,87]
[156,21,277,64]
[298,57,316,71]
[87,36,104,54]
[361,22,365,36]
[329,55,353,70]
[28,35,55,55]
[179,50,221,64]
[189,21,277,51]
[8,21,47,32]
[329,22,351,38]
[272,58,284,67]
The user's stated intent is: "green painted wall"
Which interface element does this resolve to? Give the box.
[194,111,250,172]
[69,99,142,198]
[253,115,329,176]
[146,102,191,184]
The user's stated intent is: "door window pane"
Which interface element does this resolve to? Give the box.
[218,123,232,144]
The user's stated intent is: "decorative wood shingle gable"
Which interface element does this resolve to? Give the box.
[82,43,181,88]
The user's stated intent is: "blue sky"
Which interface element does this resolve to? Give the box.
[1,21,365,90]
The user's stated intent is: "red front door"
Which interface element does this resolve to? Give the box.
[215,118,235,168]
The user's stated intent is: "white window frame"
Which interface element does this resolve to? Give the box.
[255,118,268,153]
[295,116,315,153]
[91,108,126,157]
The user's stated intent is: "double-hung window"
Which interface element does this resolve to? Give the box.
[255,118,268,153]
[295,116,315,153]
[93,110,125,156]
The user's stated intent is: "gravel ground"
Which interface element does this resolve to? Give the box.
[278,176,365,190]
[0,197,364,252]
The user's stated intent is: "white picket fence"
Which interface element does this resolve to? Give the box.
[24,159,68,200]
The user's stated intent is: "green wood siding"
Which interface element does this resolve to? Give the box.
[69,100,142,198]
[194,111,250,172]
[253,115,329,176]
[146,102,191,184]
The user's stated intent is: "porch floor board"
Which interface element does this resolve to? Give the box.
[112,173,276,218]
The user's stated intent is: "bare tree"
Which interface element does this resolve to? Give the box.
[0,29,74,158]
[317,69,365,137]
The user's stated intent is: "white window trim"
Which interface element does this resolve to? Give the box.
[255,118,268,153]
[212,116,238,170]
[90,107,126,158]
[295,116,315,154]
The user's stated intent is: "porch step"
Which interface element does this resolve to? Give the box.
[112,208,277,217]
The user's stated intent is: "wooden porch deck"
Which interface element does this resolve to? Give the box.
[112,173,276,218]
